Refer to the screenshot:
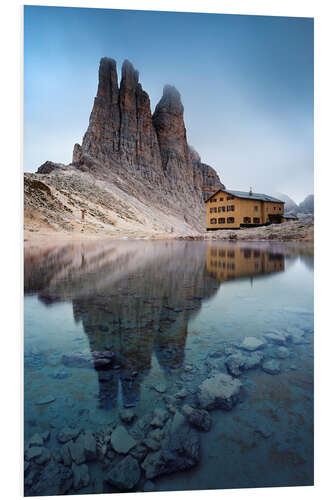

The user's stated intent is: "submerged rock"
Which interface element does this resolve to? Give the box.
[107,455,141,491]
[110,425,137,454]
[275,346,290,359]
[198,373,242,410]
[262,359,281,375]
[141,412,200,479]
[120,408,137,425]
[35,447,51,465]
[263,332,287,346]
[143,437,161,451]
[41,430,50,442]
[240,337,266,351]
[254,422,273,439]
[81,431,97,461]
[225,351,263,377]
[25,446,43,461]
[288,332,308,345]
[60,443,72,466]
[175,389,187,399]
[57,427,81,444]
[72,462,90,490]
[182,404,212,431]
[130,443,149,462]
[151,408,169,428]
[28,433,44,447]
[28,459,73,496]
[143,480,156,492]
[68,437,86,465]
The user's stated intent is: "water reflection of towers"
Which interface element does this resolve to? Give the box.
[24,240,221,410]
[72,286,198,410]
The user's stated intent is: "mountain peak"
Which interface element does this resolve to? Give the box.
[70,57,223,230]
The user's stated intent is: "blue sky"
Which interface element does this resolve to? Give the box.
[24,6,313,203]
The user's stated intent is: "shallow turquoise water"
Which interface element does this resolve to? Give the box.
[24,239,313,494]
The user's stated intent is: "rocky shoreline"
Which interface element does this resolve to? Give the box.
[24,325,312,496]
[24,220,313,250]
[183,220,314,242]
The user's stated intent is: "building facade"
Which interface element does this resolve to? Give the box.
[205,189,285,230]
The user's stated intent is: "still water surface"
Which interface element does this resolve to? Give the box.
[24,240,314,494]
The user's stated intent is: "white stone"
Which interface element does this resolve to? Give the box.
[198,373,242,410]
[240,337,266,351]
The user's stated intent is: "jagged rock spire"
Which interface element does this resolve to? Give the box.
[73,57,223,201]
[78,58,162,180]
[152,85,188,177]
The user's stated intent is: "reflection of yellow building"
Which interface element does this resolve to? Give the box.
[206,246,285,282]
[205,188,285,230]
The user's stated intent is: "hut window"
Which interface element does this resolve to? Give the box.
[210,218,217,224]
[227,217,235,223]
[253,217,260,224]
[254,206,259,212]
[218,206,225,212]
[218,218,225,224]
[243,217,251,223]
[227,195,234,200]
[227,205,235,211]
[220,197,224,201]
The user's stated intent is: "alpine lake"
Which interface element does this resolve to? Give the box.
[24,239,314,495]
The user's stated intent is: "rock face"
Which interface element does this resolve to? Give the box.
[26,58,225,234]
[78,58,223,202]
[26,58,224,235]
[80,58,163,183]
[68,57,224,231]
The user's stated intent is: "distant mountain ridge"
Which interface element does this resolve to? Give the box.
[275,192,314,218]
